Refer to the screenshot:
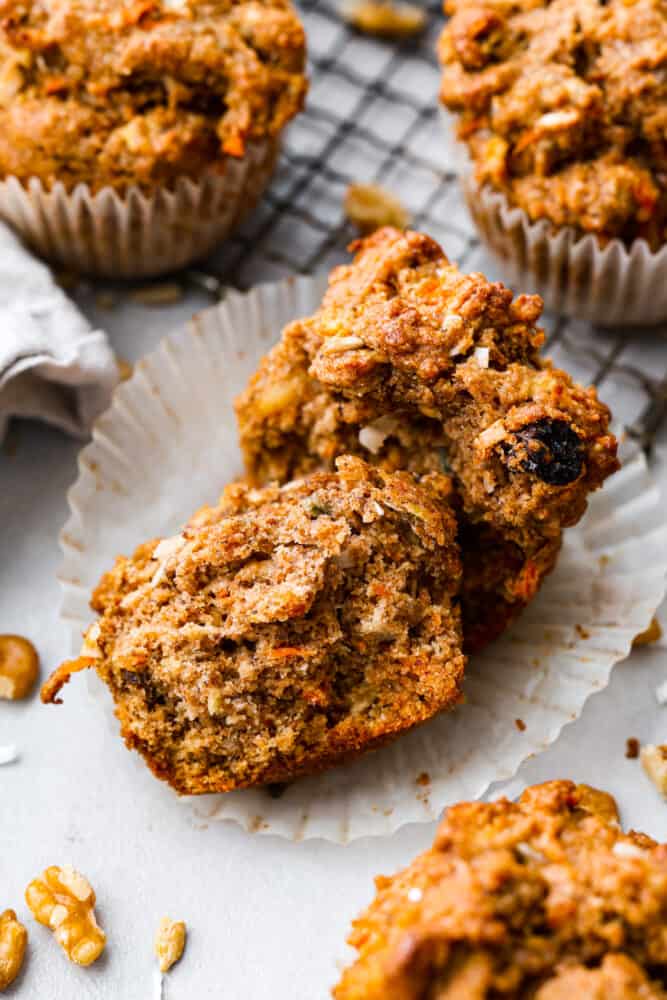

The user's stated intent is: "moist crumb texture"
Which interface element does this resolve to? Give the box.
[43,457,465,794]
[334,780,667,999]
[0,0,306,192]
[236,227,618,650]
[438,0,667,247]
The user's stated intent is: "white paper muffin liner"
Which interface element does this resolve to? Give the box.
[464,176,667,327]
[438,108,667,326]
[58,276,667,842]
[0,138,278,280]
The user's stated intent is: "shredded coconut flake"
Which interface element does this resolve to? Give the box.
[320,335,365,354]
[407,887,423,902]
[0,745,18,765]
[474,346,490,368]
[612,841,646,859]
[358,416,400,455]
[81,622,102,658]
[516,842,545,863]
[151,534,185,586]
[442,314,464,334]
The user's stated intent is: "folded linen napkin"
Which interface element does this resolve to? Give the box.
[0,223,118,442]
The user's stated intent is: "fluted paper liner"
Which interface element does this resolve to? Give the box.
[0,138,278,279]
[59,276,667,842]
[438,108,667,326]
[465,177,667,327]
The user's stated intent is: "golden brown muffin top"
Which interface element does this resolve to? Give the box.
[239,228,617,551]
[334,780,667,999]
[0,0,306,191]
[438,0,667,246]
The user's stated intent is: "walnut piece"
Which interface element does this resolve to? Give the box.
[0,635,39,700]
[342,1,426,38]
[115,356,133,382]
[344,184,410,234]
[25,866,106,966]
[633,617,663,647]
[641,744,667,798]
[155,917,186,973]
[0,909,27,991]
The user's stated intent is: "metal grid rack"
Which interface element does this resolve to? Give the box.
[196,0,667,448]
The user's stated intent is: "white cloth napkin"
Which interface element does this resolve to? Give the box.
[0,223,118,441]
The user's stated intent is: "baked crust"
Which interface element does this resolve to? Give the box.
[43,457,465,795]
[438,0,667,247]
[334,780,667,999]
[0,0,306,192]
[236,228,618,650]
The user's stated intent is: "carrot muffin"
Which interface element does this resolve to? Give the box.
[438,0,667,248]
[334,780,667,998]
[0,0,306,275]
[0,0,306,192]
[236,228,619,650]
[42,457,465,795]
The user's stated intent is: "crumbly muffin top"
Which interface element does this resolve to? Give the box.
[0,0,306,191]
[43,457,465,794]
[439,0,667,247]
[334,780,667,999]
[239,228,617,556]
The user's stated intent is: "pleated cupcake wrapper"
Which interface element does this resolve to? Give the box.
[465,177,667,327]
[0,138,278,280]
[438,107,667,326]
[58,276,667,843]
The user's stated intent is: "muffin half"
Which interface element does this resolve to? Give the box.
[43,457,465,794]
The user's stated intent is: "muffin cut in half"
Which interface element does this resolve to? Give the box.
[43,457,465,795]
[237,227,619,650]
[334,780,667,998]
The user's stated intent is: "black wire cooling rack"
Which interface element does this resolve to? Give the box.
[192,0,667,448]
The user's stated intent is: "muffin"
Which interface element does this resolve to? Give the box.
[236,227,619,651]
[42,457,465,794]
[0,0,306,277]
[334,780,667,998]
[438,0,667,325]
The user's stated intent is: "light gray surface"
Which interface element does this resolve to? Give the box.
[1,289,667,999]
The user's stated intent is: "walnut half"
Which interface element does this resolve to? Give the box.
[25,866,106,966]
[0,909,27,991]
[0,635,39,700]
[155,917,186,973]
[344,184,410,234]
[342,1,426,38]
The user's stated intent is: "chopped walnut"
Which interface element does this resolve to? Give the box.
[633,617,663,647]
[25,866,106,966]
[129,282,183,306]
[115,356,133,382]
[0,635,39,700]
[155,917,186,973]
[345,184,410,234]
[342,0,426,38]
[0,909,27,991]
[625,737,640,759]
[641,744,667,798]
